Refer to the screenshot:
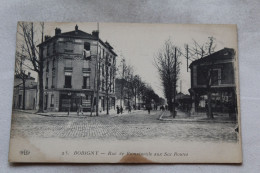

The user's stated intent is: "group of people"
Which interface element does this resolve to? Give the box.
[116,105,124,114]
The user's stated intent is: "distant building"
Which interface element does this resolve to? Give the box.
[189,48,237,115]
[13,73,38,110]
[38,25,117,112]
[176,92,191,112]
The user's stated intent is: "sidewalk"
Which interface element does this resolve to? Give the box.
[158,110,237,123]
[13,109,143,118]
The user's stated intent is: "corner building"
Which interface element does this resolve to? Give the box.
[38,25,117,112]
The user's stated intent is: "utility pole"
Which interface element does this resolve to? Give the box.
[95,23,100,116]
[105,54,109,115]
[120,58,125,108]
[90,23,100,116]
[186,44,189,72]
[173,47,177,118]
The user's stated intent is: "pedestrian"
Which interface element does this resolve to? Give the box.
[128,105,132,113]
[160,105,165,111]
[116,105,120,114]
[120,106,123,114]
[147,105,151,114]
[77,104,83,116]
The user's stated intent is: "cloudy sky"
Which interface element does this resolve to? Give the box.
[20,22,237,98]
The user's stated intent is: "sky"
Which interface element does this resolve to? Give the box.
[17,22,238,98]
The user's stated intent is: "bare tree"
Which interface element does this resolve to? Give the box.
[17,22,45,112]
[117,57,128,108]
[104,53,117,115]
[183,37,217,119]
[154,39,181,117]
[14,49,28,110]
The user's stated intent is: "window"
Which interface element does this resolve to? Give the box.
[211,69,221,86]
[47,45,50,56]
[64,75,72,88]
[50,94,54,107]
[51,68,55,88]
[45,77,48,89]
[53,42,56,54]
[84,42,90,51]
[46,60,49,72]
[52,58,55,69]
[83,76,90,89]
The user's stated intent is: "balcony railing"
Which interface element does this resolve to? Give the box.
[82,86,91,89]
[64,85,72,88]
[82,68,91,72]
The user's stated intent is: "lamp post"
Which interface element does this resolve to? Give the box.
[68,92,71,115]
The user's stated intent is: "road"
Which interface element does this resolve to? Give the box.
[10,110,238,142]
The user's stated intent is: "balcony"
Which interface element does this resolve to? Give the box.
[64,85,72,89]
[82,68,91,73]
[82,86,91,89]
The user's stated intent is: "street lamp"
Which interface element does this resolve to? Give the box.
[68,92,71,115]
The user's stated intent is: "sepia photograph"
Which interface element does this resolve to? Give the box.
[9,22,242,163]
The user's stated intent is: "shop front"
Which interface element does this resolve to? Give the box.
[59,91,93,112]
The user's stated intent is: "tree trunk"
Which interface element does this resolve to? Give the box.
[22,78,26,110]
[38,70,44,113]
[207,90,213,119]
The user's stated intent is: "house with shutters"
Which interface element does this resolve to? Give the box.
[37,25,117,112]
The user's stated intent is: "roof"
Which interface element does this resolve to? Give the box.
[57,30,97,39]
[189,48,235,68]
[37,28,117,56]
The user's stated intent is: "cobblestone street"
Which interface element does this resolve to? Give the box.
[10,110,238,142]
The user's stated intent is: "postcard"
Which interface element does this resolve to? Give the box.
[9,22,242,163]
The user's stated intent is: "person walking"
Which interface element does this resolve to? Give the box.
[147,105,151,114]
[116,105,120,114]
[128,105,132,113]
[120,106,123,114]
[77,104,83,116]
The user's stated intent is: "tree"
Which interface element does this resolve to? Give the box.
[154,39,180,117]
[17,22,45,112]
[14,49,28,110]
[104,53,116,115]
[183,37,217,119]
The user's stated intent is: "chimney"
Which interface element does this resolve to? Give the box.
[45,35,51,41]
[55,28,61,35]
[28,72,31,78]
[92,30,99,38]
[75,25,78,31]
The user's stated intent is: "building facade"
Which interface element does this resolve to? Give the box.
[38,25,117,112]
[189,48,237,116]
[13,73,38,110]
